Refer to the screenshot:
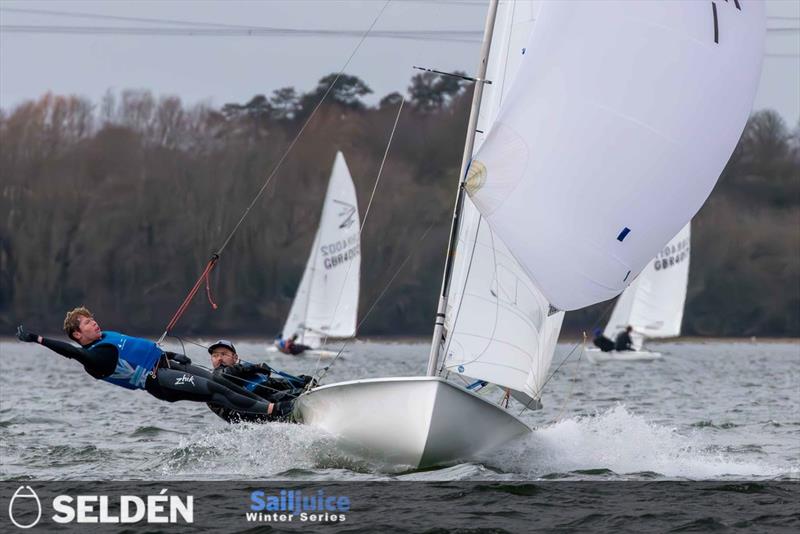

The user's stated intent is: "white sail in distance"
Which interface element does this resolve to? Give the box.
[466,0,765,311]
[442,0,562,401]
[283,151,360,347]
[604,223,691,350]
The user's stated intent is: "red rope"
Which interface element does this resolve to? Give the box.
[205,267,218,310]
[163,254,219,335]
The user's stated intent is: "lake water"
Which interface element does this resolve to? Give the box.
[1,338,797,481]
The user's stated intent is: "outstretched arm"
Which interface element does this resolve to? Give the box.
[40,337,92,361]
[19,325,91,361]
[16,325,118,378]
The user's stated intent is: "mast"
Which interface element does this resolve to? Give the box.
[426,0,500,376]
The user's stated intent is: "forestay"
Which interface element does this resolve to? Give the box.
[466,0,765,311]
[442,0,563,400]
[604,223,691,350]
[283,152,361,347]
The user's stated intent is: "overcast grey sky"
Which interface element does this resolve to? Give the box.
[1,0,798,125]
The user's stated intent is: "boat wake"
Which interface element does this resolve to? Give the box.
[149,406,795,480]
[154,423,385,479]
[482,406,791,480]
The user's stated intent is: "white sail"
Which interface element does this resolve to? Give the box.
[294,0,767,469]
[467,0,765,311]
[442,0,562,400]
[604,223,691,350]
[283,151,360,347]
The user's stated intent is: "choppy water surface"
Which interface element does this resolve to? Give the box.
[1,339,797,481]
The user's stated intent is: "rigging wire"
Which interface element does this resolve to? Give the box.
[504,297,617,420]
[536,298,617,395]
[309,96,406,380]
[356,222,438,333]
[216,1,391,256]
[543,332,586,424]
[310,219,438,387]
[156,0,391,340]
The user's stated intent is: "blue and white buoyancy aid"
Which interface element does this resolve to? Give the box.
[88,331,163,390]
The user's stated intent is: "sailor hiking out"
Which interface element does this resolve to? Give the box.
[16,307,296,421]
[206,339,313,422]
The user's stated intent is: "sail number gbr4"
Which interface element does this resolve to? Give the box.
[321,233,359,271]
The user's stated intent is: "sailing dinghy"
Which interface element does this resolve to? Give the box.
[587,223,691,362]
[269,151,360,358]
[295,0,765,467]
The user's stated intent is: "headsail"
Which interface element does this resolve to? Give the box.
[283,151,360,347]
[442,0,561,400]
[604,223,691,350]
[467,0,765,311]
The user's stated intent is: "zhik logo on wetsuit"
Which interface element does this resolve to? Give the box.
[174,374,196,387]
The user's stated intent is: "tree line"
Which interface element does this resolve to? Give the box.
[1,72,797,338]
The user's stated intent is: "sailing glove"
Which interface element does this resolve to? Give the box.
[16,325,38,343]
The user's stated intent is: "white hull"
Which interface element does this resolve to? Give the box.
[294,376,530,468]
[585,347,662,363]
[265,345,340,359]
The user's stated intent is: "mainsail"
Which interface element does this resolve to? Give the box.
[604,223,691,350]
[283,151,360,347]
[466,0,765,311]
[442,0,561,401]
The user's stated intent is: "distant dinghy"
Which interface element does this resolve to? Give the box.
[295,0,765,468]
[271,151,360,357]
[588,224,691,362]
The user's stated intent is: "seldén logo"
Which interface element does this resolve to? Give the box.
[7,486,193,528]
[8,486,42,529]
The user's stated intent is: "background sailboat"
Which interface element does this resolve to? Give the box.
[271,151,361,357]
[588,223,691,362]
[295,0,765,468]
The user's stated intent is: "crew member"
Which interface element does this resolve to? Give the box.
[205,339,313,422]
[615,325,635,351]
[16,307,291,420]
[592,328,616,352]
[283,333,312,356]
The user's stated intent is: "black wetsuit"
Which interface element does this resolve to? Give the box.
[593,335,616,352]
[285,341,312,355]
[39,337,274,418]
[207,362,309,423]
[614,331,634,351]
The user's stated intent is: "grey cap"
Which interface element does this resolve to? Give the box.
[208,339,236,354]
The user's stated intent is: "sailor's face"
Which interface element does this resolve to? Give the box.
[211,348,238,368]
[75,315,102,344]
